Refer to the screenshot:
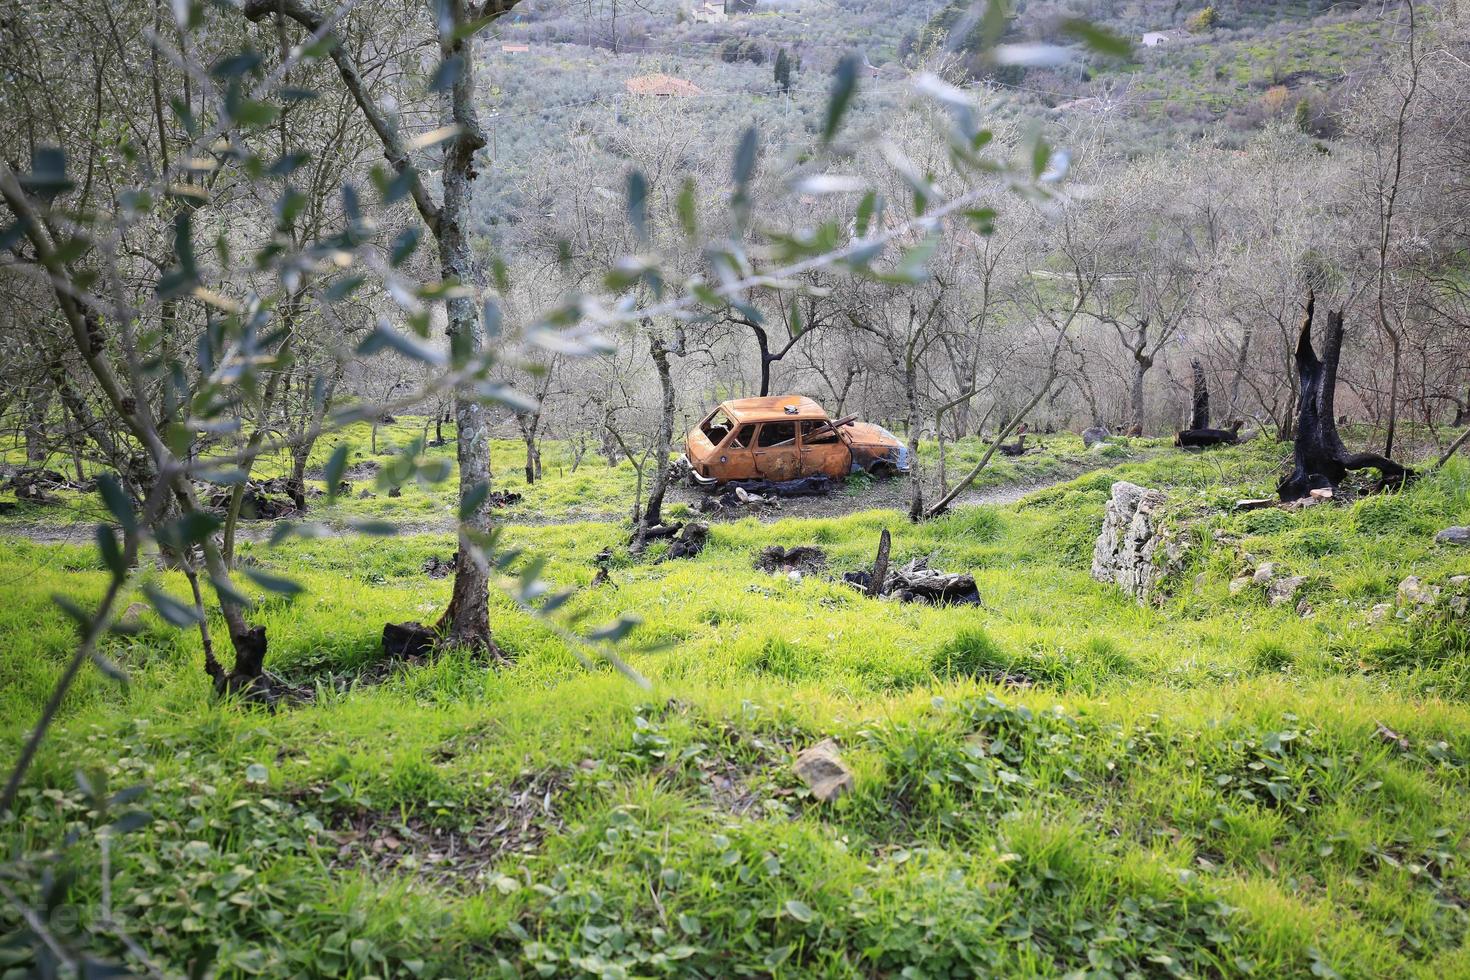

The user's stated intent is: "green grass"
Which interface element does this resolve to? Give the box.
[0,420,1113,529]
[2,444,1469,976]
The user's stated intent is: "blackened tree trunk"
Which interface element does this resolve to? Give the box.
[1278,292,1411,501]
[1175,360,1240,448]
[1189,359,1209,431]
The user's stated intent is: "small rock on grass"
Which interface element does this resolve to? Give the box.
[1435,526,1470,547]
[1268,576,1305,606]
[793,739,853,802]
[1398,576,1439,607]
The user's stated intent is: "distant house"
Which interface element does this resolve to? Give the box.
[690,1,727,23]
[500,43,530,54]
[625,73,705,97]
[1141,30,1188,47]
[1054,97,1112,114]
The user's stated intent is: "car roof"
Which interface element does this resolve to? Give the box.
[720,396,829,423]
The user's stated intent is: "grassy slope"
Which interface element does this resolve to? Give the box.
[2,443,1469,977]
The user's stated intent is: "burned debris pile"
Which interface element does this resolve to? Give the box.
[642,521,711,560]
[842,557,981,605]
[754,545,827,576]
[698,475,837,514]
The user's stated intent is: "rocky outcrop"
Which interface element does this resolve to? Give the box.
[1091,482,1184,603]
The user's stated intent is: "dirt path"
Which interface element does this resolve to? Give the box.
[1,451,1146,544]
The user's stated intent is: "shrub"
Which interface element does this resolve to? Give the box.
[1187,6,1217,32]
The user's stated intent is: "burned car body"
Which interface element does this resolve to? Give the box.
[682,396,909,486]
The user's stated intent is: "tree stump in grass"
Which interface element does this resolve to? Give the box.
[1277,291,1410,502]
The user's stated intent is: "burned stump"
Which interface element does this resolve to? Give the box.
[1174,360,1240,449]
[1277,292,1410,502]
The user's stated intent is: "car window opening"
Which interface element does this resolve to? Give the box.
[758,421,797,448]
[729,425,753,449]
[702,409,735,444]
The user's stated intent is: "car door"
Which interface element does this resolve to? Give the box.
[706,424,756,482]
[752,420,799,481]
[798,419,851,478]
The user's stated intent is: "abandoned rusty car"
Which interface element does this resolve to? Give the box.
[681,396,910,486]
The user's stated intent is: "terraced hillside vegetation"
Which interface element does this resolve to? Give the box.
[4,440,1468,977]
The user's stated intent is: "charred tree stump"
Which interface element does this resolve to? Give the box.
[1174,360,1240,448]
[997,427,1029,457]
[1278,292,1411,502]
[867,528,891,598]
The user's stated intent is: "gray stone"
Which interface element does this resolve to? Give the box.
[1091,482,1183,603]
[1268,576,1305,606]
[1252,563,1276,586]
[1369,603,1393,624]
[1398,576,1439,606]
[793,739,853,802]
[1435,526,1470,547]
[1229,576,1252,596]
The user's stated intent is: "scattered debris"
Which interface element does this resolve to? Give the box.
[792,739,853,802]
[699,475,837,514]
[205,478,303,520]
[1232,497,1275,512]
[665,521,709,560]
[488,490,523,507]
[1435,526,1469,547]
[1374,722,1410,751]
[1091,481,1184,603]
[844,556,981,605]
[754,545,827,575]
[422,554,456,579]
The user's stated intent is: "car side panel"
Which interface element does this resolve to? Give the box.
[798,423,852,478]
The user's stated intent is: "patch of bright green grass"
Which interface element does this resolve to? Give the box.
[2,447,1468,976]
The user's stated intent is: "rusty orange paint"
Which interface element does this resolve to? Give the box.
[682,396,909,486]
